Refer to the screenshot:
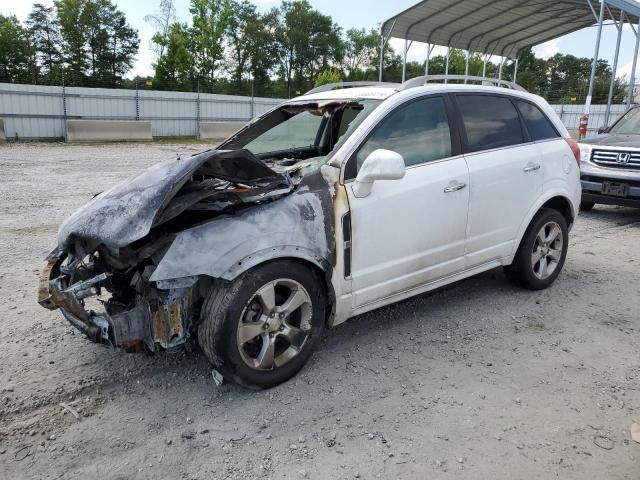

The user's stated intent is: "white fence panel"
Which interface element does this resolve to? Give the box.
[551,104,628,137]
[1,82,635,141]
[0,83,286,140]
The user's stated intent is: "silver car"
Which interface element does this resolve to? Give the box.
[579,107,640,210]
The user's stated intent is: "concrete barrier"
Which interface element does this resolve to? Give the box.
[199,121,246,142]
[0,119,6,144]
[66,120,153,143]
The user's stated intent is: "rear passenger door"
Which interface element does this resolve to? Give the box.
[453,94,544,267]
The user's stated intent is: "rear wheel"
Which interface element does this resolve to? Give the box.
[198,261,326,389]
[580,201,595,212]
[504,208,569,290]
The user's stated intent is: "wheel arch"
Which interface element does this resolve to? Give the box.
[221,252,337,328]
[541,196,574,227]
[510,191,576,261]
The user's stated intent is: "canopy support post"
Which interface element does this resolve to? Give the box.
[629,23,640,108]
[498,57,504,80]
[605,9,625,125]
[482,54,488,77]
[586,0,606,116]
[379,27,385,82]
[425,44,434,76]
[378,20,396,82]
[445,47,451,83]
[464,50,470,83]
[513,58,519,84]
[402,38,408,83]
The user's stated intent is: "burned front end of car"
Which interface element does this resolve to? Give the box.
[38,244,195,352]
[37,148,305,353]
[37,99,375,355]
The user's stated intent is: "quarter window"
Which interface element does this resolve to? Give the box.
[514,100,559,141]
[355,96,452,170]
[457,95,524,152]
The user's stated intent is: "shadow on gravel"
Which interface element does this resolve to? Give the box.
[581,205,640,226]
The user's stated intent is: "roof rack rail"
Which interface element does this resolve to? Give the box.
[305,81,400,95]
[400,75,527,92]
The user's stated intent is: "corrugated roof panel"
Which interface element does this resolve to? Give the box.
[383,0,640,56]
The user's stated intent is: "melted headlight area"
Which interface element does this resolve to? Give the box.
[38,248,204,353]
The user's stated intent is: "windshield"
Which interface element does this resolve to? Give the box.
[220,99,381,162]
[610,107,640,135]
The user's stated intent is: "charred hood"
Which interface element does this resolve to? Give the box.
[57,149,288,250]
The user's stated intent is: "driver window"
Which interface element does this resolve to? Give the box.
[355,96,452,172]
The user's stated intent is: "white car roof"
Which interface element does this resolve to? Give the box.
[291,83,542,103]
[292,86,399,102]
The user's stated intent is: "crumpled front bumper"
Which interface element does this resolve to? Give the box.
[38,257,193,353]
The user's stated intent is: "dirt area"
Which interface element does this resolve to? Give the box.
[0,143,638,480]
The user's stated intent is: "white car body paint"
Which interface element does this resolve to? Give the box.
[285,85,580,327]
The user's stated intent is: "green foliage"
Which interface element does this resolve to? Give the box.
[190,0,232,82]
[273,0,342,96]
[153,22,196,90]
[342,28,379,80]
[26,4,62,83]
[5,0,630,105]
[315,69,342,87]
[52,0,139,87]
[0,15,36,83]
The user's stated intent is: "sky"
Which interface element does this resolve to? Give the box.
[3,0,640,80]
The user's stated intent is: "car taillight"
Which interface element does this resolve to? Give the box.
[565,138,581,166]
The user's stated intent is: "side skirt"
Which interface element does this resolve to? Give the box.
[332,259,506,326]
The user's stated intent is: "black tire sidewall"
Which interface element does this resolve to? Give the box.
[580,201,595,212]
[202,261,326,389]
[515,208,569,290]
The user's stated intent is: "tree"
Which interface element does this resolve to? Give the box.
[274,1,342,97]
[145,0,176,60]
[55,0,88,85]
[153,22,196,90]
[105,9,139,86]
[26,4,62,83]
[190,0,232,83]
[225,0,272,94]
[247,8,279,96]
[0,15,35,83]
[341,28,378,80]
[315,68,342,87]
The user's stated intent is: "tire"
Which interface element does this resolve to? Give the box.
[580,201,595,212]
[198,260,327,389]
[504,208,569,290]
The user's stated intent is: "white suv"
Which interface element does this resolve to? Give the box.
[39,78,582,389]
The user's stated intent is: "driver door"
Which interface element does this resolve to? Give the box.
[345,95,470,309]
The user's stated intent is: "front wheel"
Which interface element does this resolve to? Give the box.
[504,208,569,290]
[198,261,327,389]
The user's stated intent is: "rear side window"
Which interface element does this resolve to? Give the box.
[355,96,452,169]
[457,95,524,153]
[514,100,559,141]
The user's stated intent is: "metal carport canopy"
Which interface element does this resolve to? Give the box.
[382,0,640,59]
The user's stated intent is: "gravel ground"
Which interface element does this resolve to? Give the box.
[0,143,638,480]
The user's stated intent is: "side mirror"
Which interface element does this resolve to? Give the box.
[352,149,406,198]
[597,126,609,135]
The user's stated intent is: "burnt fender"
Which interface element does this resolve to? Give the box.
[150,183,334,284]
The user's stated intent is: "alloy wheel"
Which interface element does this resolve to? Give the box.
[237,279,313,371]
[531,221,564,280]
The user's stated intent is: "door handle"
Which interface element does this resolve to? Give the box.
[523,163,541,173]
[444,183,467,193]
